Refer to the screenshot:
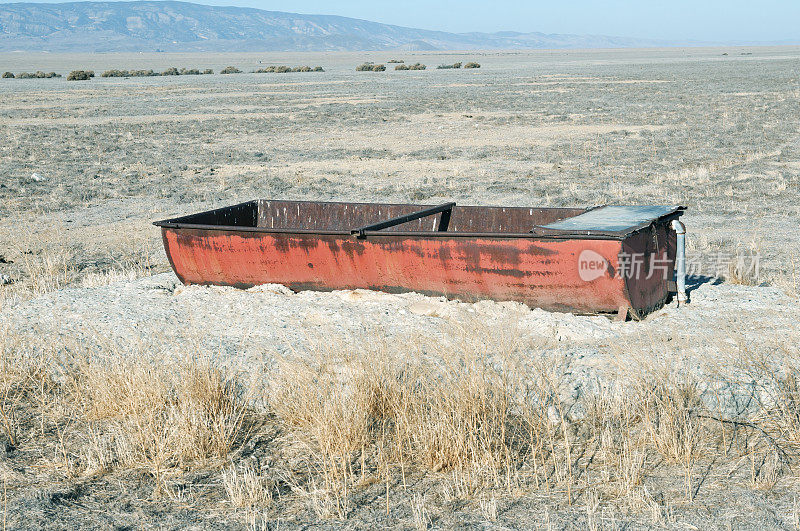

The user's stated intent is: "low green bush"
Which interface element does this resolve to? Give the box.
[101,69,128,77]
[67,70,94,81]
[1,71,13,78]
[254,65,325,73]
[13,71,60,79]
[356,62,386,72]
[103,67,207,78]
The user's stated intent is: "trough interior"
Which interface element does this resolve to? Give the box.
[254,200,586,234]
[166,200,588,234]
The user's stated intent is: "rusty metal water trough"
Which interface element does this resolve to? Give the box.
[154,200,686,319]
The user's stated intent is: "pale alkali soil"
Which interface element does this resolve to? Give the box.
[0,47,799,529]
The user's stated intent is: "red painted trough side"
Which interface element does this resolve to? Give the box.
[161,228,632,313]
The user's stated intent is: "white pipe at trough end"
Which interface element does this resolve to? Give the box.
[671,219,687,306]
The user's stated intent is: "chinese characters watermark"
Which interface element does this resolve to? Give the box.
[578,249,760,282]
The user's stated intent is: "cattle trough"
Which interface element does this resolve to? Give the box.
[154,200,686,319]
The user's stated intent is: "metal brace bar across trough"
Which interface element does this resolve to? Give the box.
[350,202,455,238]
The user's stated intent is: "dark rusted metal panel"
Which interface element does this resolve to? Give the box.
[155,200,685,316]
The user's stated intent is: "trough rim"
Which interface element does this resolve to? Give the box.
[153,199,685,241]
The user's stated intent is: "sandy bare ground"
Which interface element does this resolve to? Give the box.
[0,47,799,528]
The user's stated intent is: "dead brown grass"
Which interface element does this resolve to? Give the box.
[1,318,799,524]
[76,351,250,489]
[256,325,800,520]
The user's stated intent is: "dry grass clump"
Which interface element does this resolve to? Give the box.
[464,62,481,69]
[395,63,426,71]
[0,329,54,449]
[75,350,251,488]
[266,329,566,516]
[0,330,256,494]
[66,70,94,81]
[220,66,242,74]
[725,247,762,286]
[387,59,404,64]
[0,232,157,310]
[222,462,275,509]
[356,62,386,72]
[437,62,462,69]
[771,253,799,297]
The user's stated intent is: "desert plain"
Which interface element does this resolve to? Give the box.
[0,47,799,529]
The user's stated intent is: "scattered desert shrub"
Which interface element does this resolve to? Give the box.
[67,70,94,81]
[464,62,481,69]
[253,65,322,73]
[356,62,385,72]
[203,68,213,74]
[220,66,242,74]
[101,69,127,77]
[437,62,462,69]
[253,65,324,73]
[1,71,13,78]
[387,59,404,63]
[395,63,426,71]
[14,71,58,79]
[101,69,142,78]
[102,68,208,78]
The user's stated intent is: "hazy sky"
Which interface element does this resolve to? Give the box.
[5,0,800,42]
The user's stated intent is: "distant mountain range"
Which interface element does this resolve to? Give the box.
[0,0,683,52]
